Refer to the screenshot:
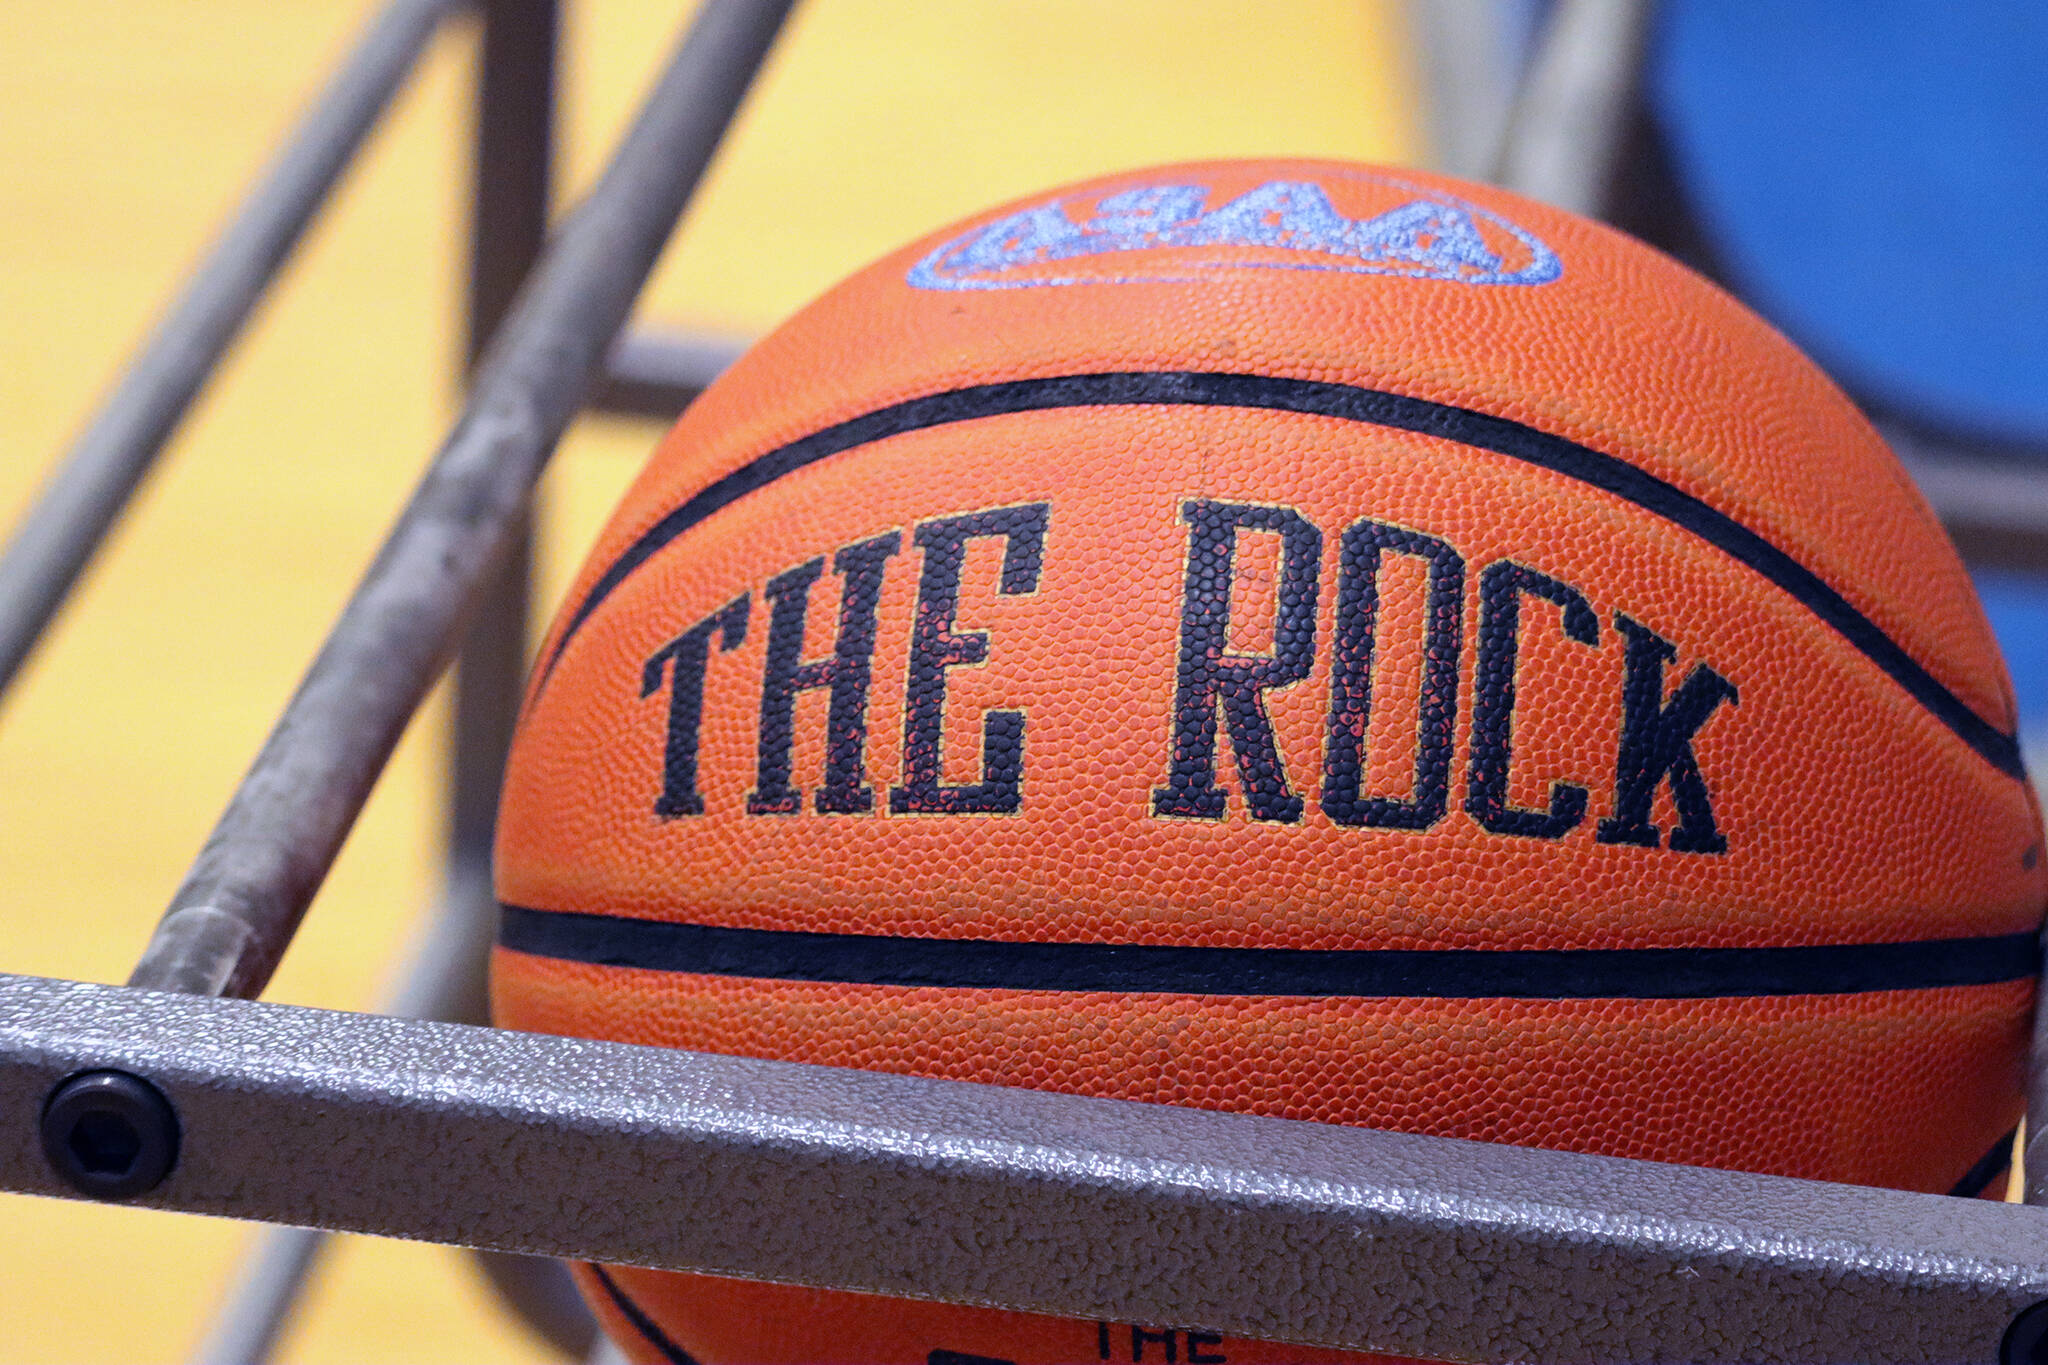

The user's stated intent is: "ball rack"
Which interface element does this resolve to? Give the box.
[2,2,2046,1362]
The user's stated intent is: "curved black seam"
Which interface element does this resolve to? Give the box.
[587,1264,700,1365]
[1948,1127,2019,1198]
[501,905,2039,999]
[537,371,2022,779]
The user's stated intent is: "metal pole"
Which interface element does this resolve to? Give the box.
[1892,432,2048,576]
[184,1226,326,1365]
[128,0,797,1000]
[453,12,592,1346]
[10,973,2048,1365]
[2030,997,2048,1205]
[450,0,557,1027]
[181,857,551,1365]
[1491,0,1653,217]
[1405,0,1528,182]
[468,0,558,373]
[0,0,459,704]
[591,327,746,421]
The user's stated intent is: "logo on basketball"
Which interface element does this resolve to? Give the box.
[499,160,2044,1362]
[637,497,1739,855]
[906,173,1562,291]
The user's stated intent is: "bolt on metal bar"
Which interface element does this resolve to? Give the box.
[0,0,460,705]
[128,0,796,1000]
[6,972,2048,1365]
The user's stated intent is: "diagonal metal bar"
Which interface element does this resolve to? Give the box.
[4,972,2048,1365]
[182,7,569,1350]
[0,0,460,704]
[184,1225,327,1365]
[126,0,796,1001]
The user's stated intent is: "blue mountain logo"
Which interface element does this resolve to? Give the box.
[908,175,1561,291]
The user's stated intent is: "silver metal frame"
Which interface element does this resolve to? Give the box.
[125,0,796,1003]
[0,0,462,702]
[5,2,2048,1362]
[10,972,2048,1365]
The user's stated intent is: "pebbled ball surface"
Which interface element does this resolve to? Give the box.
[494,159,2044,1364]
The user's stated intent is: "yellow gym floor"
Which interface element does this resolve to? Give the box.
[0,3,1419,1358]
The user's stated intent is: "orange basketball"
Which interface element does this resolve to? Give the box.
[492,159,2044,1364]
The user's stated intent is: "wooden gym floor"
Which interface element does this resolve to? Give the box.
[0,3,1418,1358]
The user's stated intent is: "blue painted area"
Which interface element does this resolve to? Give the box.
[1653,0,2048,446]
[1975,571,2048,738]
[908,174,1561,291]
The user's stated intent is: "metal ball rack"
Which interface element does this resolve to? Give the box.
[3,2,2046,1362]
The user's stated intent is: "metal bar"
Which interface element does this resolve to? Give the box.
[179,852,518,1364]
[178,7,571,1345]
[1888,429,2048,576]
[184,1226,326,1365]
[6,972,2048,1365]
[1491,0,1652,217]
[1405,0,1528,181]
[590,328,747,421]
[2032,995,2048,1208]
[0,0,459,704]
[440,517,529,1009]
[453,0,555,891]
[126,0,797,1001]
[452,0,554,939]
[449,0,555,1013]
[467,0,558,373]
[471,1250,601,1360]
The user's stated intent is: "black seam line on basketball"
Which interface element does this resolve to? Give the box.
[1948,1126,2019,1199]
[499,906,2039,999]
[587,1264,701,1365]
[536,372,2023,777]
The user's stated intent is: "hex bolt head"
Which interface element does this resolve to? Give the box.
[39,1070,180,1200]
[2004,1299,2048,1365]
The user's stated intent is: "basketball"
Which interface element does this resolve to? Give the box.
[491,158,2043,1364]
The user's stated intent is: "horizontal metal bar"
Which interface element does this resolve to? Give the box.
[589,328,748,421]
[573,339,2048,579]
[4,972,2046,1365]
[181,878,511,1364]
[126,0,795,1001]
[0,0,460,704]
[1891,432,2048,575]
